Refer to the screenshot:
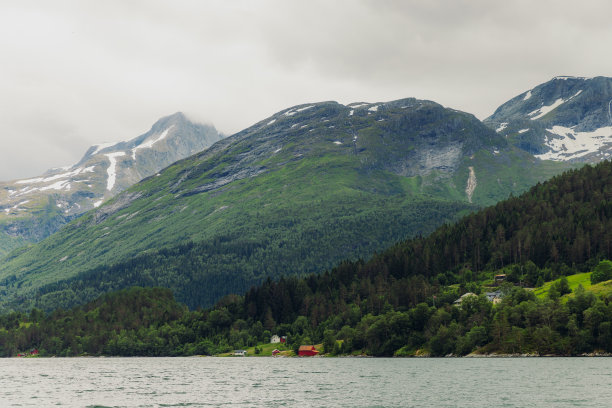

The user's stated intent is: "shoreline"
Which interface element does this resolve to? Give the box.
[7,352,612,359]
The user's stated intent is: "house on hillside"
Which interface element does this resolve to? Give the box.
[494,274,507,285]
[298,345,319,356]
[234,350,247,357]
[280,335,287,343]
[485,290,502,304]
[453,292,477,307]
[270,334,281,343]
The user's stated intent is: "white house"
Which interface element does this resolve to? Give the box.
[453,292,477,306]
[270,334,281,344]
[234,350,247,356]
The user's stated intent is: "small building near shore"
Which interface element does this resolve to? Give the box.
[272,349,281,356]
[298,345,319,356]
[234,350,247,357]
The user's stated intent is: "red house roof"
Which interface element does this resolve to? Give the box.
[298,345,319,356]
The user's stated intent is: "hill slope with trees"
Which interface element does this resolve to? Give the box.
[2,160,612,357]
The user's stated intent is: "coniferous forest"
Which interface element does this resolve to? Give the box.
[2,160,612,357]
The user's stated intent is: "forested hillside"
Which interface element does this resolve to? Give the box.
[2,160,612,357]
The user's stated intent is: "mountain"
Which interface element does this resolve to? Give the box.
[485,76,612,162]
[0,113,221,256]
[0,98,570,312]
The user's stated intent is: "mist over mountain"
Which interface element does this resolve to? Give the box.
[0,113,221,256]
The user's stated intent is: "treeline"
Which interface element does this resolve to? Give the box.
[379,161,612,285]
[0,278,611,357]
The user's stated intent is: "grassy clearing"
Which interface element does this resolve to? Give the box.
[533,272,612,301]
[245,342,293,357]
[534,272,593,299]
[587,279,612,297]
[217,342,300,357]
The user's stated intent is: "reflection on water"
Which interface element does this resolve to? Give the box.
[0,357,610,407]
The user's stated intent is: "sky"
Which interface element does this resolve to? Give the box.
[1,0,612,180]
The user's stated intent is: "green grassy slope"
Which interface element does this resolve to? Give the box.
[534,273,612,300]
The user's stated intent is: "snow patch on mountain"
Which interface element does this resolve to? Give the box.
[16,168,80,185]
[4,200,30,214]
[132,125,174,160]
[11,167,92,197]
[296,105,315,112]
[92,142,118,155]
[554,76,593,81]
[528,90,583,120]
[528,98,565,120]
[523,90,532,101]
[496,123,508,133]
[105,152,126,191]
[40,180,71,192]
[536,125,612,161]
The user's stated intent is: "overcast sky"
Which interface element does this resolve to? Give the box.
[1,0,611,180]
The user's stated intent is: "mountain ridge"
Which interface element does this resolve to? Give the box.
[0,96,571,312]
[0,113,222,256]
[485,76,612,162]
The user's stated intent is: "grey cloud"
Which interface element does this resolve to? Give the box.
[1,0,612,180]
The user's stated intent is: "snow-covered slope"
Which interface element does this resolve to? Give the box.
[0,113,221,252]
[485,76,612,162]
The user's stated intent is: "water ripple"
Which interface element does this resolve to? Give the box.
[0,357,610,407]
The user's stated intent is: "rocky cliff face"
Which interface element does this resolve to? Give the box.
[0,113,221,254]
[485,76,612,162]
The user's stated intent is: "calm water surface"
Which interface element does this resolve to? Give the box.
[0,357,610,407]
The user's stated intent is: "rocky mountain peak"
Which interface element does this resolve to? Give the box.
[0,113,222,254]
[485,76,612,162]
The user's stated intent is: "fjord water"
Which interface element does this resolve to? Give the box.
[0,357,610,407]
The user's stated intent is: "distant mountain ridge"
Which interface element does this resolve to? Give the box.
[485,76,612,162]
[0,113,221,255]
[0,97,570,312]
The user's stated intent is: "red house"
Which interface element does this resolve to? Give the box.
[298,345,319,356]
